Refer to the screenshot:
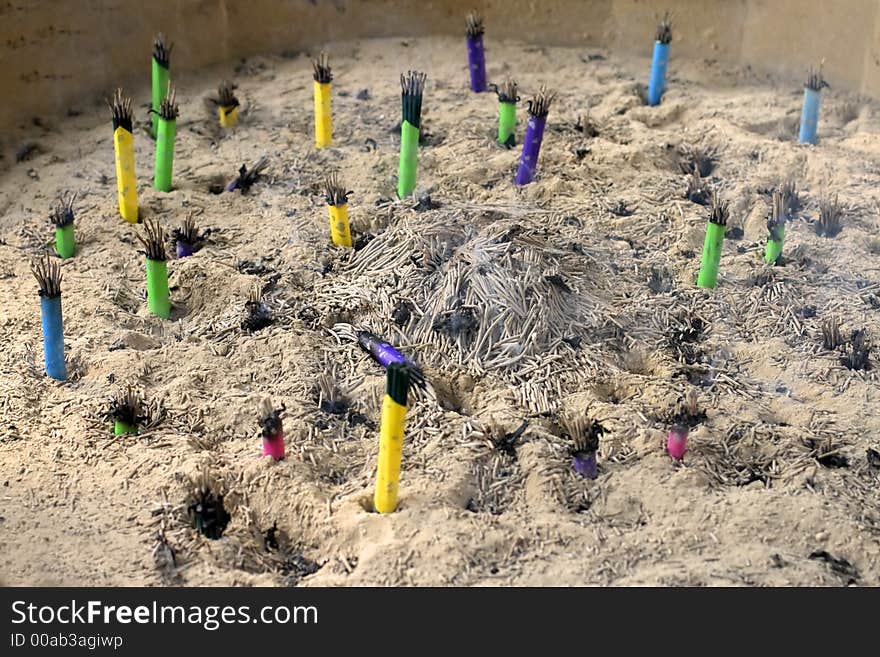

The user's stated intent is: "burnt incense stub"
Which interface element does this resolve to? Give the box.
[816,193,842,238]
[50,191,76,228]
[227,156,269,193]
[152,33,172,68]
[109,88,133,132]
[526,86,556,119]
[258,398,285,439]
[656,13,673,44]
[400,71,427,128]
[109,387,143,426]
[324,172,352,207]
[805,64,828,92]
[708,193,730,226]
[494,79,519,104]
[31,254,62,298]
[137,219,167,261]
[242,286,273,332]
[561,415,603,457]
[821,317,843,351]
[465,11,485,39]
[171,214,204,252]
[157,85,180,121]
[217,81,239,108]
[840,329,871,371]
[313,53,332,84]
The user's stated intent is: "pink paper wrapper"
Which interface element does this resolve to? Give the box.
[262,431,285,460]
[667,426,688,461]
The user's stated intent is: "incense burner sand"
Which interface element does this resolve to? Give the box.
[1,36,879,586]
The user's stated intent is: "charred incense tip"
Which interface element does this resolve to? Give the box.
[656,12,673,44]
[386,362,410,406]
[110,386,142,425]
[494,78,519,104]
[158,84,179,121]
[465,11,485,39]
[31,253,62,298]
[172,213,201,247]
[400,70,427,127]
[152,33,173,68]
[137,218,167,261]
[217,81,239,108]
[324,172,352,207]
[258,398,284,438]
[50,191,77,228]
[805,62,828,91]
[526,86,556,118]
[708,192,730,226]
[109,88,133,132]
[313,52,332,84]
[561,414,603,455]
[400,70,427,99]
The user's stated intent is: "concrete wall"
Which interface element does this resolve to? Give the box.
[1,0,878,130]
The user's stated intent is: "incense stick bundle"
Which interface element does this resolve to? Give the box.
[648,14,672,106]
[764,189,787,265]
[259,399,285,460]
[494,79,519,147]
[31,255,66,381]
[356,330,426,388]
[696,193,729,289]
[563,415,602,480]
[217,81,240,128]
[137,219,171,319]
[172,214,202,257]
[799,64,827,145]
[153,84,179,192]
[514,87,554,185]
[324,173,353,247]
[397,71,427,199]
[374,362,410,513]
[110,387,141,435]
[313,53,333,148]
[151,34,172,139]
[226,156,269,193]
[50,192,77,259]
[465,12,487,93]
[109,89,138,223]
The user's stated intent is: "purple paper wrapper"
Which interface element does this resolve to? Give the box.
[176,241,193,258]
[514,116,546,185]
[572,451,598,479]
[466,35,487,93]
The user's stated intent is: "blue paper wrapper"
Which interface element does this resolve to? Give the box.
[648,41,670,106]
[40,295,67,381]
[514,115,546,185]
[798,87,821,145]
[466,35,487,92]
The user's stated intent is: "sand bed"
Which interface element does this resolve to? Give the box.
[1,36,879,586]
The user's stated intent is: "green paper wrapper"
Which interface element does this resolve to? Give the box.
[154,118,176,192]
[498,101,517,146]
[397,120,419,198]
[114,420,137,435]
[764,225,785,264]
[146,258,170,319]
[697,221,725,289]
[151,59,169,139]
[55,223,75,259]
